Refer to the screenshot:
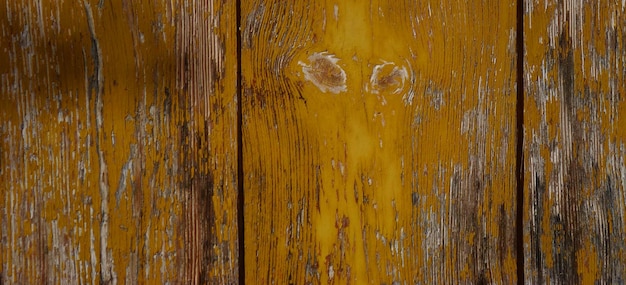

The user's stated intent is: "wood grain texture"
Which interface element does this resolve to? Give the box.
[0,0,238,283]
[241,0,519,283]
[523,1,626,284]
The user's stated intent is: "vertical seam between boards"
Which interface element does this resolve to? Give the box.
[236,0,245,283]
[516,0,525,284]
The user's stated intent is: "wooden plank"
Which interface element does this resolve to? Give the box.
[523,1,626,284]
[241,0,519,283]
[0,0,238,283]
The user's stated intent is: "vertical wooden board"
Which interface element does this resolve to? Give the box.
[242,0,518,283]
[175,0,240,283]
[524,1,626,283]
[0,0,238,283]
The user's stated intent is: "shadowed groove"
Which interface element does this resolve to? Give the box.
[236,0,245,283]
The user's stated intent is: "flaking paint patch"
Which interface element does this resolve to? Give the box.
[299,52,347,94]
[115,147,135,208]
[425,81,445,110]
[84,2,117,284]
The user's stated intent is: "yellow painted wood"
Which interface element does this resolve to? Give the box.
[523,1,626,283]
[0,0,238,283]
[241,0,519,283]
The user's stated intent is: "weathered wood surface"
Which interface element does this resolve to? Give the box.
[523,1,626,283]
[0,0,238,283]
[241,0,519,283]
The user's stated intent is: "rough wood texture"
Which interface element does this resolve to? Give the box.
[241,1,519,283]
[523,1,626,283]
[0,0,238,283]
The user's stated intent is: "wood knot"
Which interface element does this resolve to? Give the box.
[299,52,347,94]
[367,61,409,95]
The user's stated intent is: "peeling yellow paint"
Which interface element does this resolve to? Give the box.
[1,0,238,283]
[243,0,518,284]
[524,0,626,283]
